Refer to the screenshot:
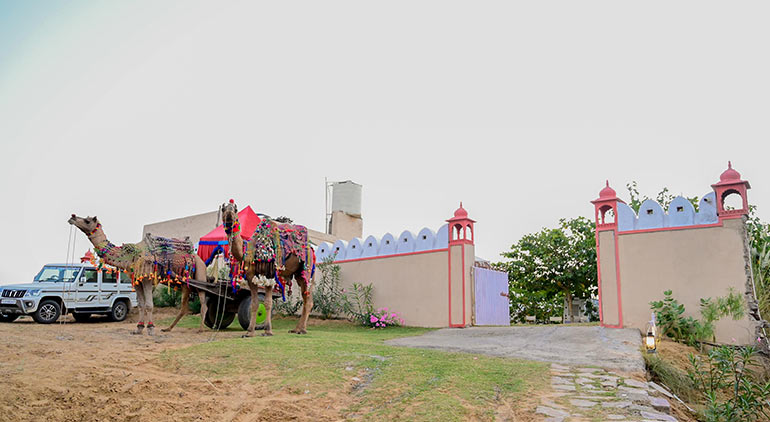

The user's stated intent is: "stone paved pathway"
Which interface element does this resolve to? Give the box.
[536,363,678,422]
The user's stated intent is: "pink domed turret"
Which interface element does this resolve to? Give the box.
[453,202,469,219]
[447,202,475,244]
[599,180,617,199]
[591,180,619,227]
[712,161,751,217]
[718,161,742,183]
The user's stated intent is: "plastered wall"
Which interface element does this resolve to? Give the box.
[598,218,756,344]
[326,243,474,328]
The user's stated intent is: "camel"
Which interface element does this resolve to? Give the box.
[68,215,209,335]
[220,200,315,337]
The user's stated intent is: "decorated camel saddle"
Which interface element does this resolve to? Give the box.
[244,219,315,296]
[128,233,197,286]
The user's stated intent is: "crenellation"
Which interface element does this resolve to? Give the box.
[317,223,450,262]
[614,192,720,232]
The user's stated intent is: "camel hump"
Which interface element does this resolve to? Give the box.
[144,233,195,257]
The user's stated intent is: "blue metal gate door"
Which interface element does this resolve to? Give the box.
[474,267,510,326]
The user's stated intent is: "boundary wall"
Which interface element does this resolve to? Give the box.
[592,163,766,346]
[316,205,476,328]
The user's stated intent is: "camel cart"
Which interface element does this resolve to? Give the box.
[187,279,281,330]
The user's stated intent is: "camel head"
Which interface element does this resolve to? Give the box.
[68,214,101,236]
[220,199,238,235]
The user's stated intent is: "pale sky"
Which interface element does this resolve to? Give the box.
[1,1,769,284]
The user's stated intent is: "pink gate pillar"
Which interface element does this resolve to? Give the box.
[447,203,475,328]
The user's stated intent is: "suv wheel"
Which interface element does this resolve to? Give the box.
[33,300,61,324]
[109,301,128,322]
[0,314,19,323]
[72,313,92,323]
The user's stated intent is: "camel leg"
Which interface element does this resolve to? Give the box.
[290,281,312,335]
[242,281,262,338]
[262,285,274,337]
[143,281,155,336]
[197,291,208,332]
[132,282,146,335]
[162,285,189,333]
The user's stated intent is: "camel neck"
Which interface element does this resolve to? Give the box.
[227,219,244,262]
[88,227,135,270]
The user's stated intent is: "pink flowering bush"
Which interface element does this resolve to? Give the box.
[365,307,404,329]
[342,283,405,329]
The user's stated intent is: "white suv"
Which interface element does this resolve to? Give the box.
[0,263,138,324]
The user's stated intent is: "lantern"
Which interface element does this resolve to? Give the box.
[645,313,657,353]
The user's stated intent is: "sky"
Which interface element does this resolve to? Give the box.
[1,1,769,284]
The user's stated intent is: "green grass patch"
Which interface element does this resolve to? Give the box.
[160,316,548,421]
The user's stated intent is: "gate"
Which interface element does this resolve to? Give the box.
[473,267,510,326]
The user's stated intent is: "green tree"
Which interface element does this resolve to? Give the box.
[495,216,597,322]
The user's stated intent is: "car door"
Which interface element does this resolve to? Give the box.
[100,269,119,306]
[76,268,100,306]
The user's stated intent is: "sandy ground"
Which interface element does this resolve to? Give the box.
[385,325,645,373]
[0,309,350,422]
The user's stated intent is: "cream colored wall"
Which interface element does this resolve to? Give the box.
[598,230,620,327]
[616,218,754,344]
[308,229,339,247]
[336,250,454,328]
[142,210,219,243]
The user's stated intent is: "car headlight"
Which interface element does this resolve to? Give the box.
[25,289,42,297]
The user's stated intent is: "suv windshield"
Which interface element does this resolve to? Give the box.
[34,266,81,283]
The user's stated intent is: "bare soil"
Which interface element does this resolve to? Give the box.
[0,309,350,422]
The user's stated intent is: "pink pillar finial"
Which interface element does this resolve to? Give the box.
[460,201,463,208]
[728,161,732,169]
[606,180,610,187]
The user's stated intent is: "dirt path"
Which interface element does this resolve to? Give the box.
[0,310,349,422]
[385,325,645,373]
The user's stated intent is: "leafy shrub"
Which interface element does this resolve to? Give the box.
[275,294,302,316]
[366,308,403,329]
[650,289,744,346]
[688,345,770,422]
[312,255,345,319]
[341,283,374,324]
[153,286,201,314]
[340,282,403,329]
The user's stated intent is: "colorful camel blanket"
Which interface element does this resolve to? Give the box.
[244,219,315,298]
[125,234,197,286]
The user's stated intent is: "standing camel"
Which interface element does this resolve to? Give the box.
[220,200,315,337]
[68,214,209,335]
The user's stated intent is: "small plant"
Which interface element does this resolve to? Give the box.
[340,282,404,329]
[341,282,374,325]
[366,307,404,329]
[153,287,201,314]
[688,345,770,422]
[274,293,302,316]
[650,289,744,347]
[312,254,345,319]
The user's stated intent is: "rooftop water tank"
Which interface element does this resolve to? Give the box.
[331,180,362,217]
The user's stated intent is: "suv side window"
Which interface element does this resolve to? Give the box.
[119,272,132,284]
[103,270,117,284]
[83,269,98,283]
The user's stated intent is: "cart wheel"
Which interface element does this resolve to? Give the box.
[204,298,235,330]
[238,293,269,331]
